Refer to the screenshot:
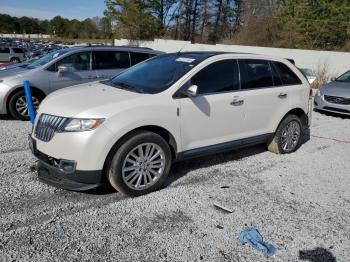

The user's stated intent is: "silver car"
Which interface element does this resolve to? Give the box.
[314,70,350,115]
[0,46,163,120]
[0,46,25,63]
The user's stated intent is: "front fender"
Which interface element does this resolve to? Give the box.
[97,103,181,169]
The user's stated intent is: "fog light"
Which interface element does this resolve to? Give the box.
[59,160,76,173]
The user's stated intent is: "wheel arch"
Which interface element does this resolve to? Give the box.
[102,125,178,175]
[274,107,309,138]
[6,85,46,113]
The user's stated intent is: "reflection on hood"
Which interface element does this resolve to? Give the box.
[0,66,28,78]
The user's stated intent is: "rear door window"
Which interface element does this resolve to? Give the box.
[12,48,24,53]
[273,61,302,85]
[0,47,10,53]
[131,52,155,65]
[92,51,130,70]
[239,59,274,89]
[191,59,239,95]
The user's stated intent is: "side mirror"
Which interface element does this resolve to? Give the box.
[58,66,69,75]
[186,85,198,97]
[330,76,336,82]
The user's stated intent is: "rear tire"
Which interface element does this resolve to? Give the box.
[8,90,42,121]
[107,131,172,196]
[267,114,303,154]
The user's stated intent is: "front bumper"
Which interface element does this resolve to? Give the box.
[0,83,11,114]
[314,95,350,115]
[37,159,103,191]
[30,135,105,191]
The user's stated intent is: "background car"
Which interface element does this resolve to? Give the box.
[0,58,38,71]
[299,68,316,84]
[0,46,25,63]
[314,69,350,115]
[0,46,163,120]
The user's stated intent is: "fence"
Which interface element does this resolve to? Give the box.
[0,33,51,39]
[115,38,350,77]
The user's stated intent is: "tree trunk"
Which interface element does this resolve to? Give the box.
[178,0,183,39]
[213,0,223,42]
[200,0,209,42]
[191,0,198,42]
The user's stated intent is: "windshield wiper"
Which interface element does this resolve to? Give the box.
[109,81,144,93]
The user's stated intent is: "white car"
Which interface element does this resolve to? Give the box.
[30,52,311,196]
[299,68,317,84]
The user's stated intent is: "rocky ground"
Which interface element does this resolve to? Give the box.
[0,111,349,261]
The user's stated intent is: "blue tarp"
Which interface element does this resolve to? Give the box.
[238,227,278,256]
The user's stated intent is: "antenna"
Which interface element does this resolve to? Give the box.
[177,42,188,55]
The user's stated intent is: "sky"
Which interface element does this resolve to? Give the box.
[0,0,106,20]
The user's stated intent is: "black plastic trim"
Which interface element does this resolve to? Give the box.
[176,133,273,160]
[37,160,104,191]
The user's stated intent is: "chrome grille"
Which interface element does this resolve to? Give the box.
[35,114,69,142]
[324,95,350,105]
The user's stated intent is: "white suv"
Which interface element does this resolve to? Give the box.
[30,52,311,196]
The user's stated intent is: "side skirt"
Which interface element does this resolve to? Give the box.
[176,133,274,161]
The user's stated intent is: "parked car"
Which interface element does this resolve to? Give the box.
[29,52,311,196]
[0,46,163,120]
[314,69,350,115]
[0,58,38,72]
[0,46,25,63]
[299,68,316,84]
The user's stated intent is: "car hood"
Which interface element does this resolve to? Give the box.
[38,81,148,118]
[321,81,350,98]
[0,66,28,78]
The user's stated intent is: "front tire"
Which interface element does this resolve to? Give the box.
[107,131,172,196]
[267,114,303,154]
[8,90,42,121]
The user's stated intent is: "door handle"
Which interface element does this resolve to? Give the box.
[230,99,244,106]
[278,93,288,99]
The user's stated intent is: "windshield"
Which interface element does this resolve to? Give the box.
[336,70,350,82]
[26,49,70,69]
[108,54,208,94]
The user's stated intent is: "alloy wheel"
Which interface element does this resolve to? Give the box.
[122,143,166,190]
[15,96,40,117]
[281,120,301,153]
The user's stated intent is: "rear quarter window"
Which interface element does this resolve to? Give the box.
[273,62,302,85]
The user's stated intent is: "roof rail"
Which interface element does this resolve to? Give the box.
[82,44,154,50]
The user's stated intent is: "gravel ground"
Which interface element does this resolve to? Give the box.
[1,111,350,262]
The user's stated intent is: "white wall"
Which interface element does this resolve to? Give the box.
[115,38,350,77]
[0,33,51,39]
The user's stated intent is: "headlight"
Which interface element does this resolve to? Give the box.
[63,118,105,132]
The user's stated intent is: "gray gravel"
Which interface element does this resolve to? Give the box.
[1,111,350,262]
